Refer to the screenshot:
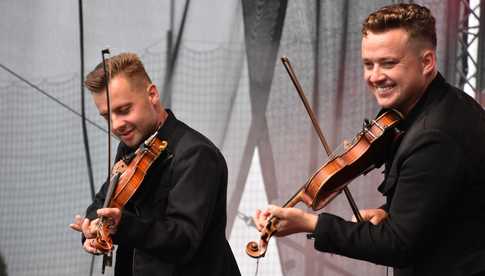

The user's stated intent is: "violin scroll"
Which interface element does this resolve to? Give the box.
[94,222,114,253]
[246,241,266,259]
[246,216,279,258]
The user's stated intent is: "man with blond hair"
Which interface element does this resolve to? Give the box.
[70,52,240,276]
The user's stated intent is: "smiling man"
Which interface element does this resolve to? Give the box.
[70,53,240,276]
[362,27,435,115]
[254,4,485,275]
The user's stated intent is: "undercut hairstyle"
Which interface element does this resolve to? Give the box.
[362,3,437,49]
[85,52,152,93]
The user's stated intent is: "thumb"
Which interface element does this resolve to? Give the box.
[267,205,285,219]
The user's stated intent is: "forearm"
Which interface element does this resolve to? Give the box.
[313,212,411,267]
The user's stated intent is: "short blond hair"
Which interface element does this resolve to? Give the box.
[85,52,152,93]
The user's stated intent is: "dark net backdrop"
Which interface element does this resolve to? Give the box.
[0,0,459,275]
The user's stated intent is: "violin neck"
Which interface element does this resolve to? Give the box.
[102,172,121,208]
[282,186,305,208]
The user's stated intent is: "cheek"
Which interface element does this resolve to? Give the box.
[121,112,140,128]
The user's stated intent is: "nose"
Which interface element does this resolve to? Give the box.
[110,114,125,133]
[367,66,386,84]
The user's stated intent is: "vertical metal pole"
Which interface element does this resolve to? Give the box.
[78,2,96,275]
[164,0,174,104]
[444,0,461,84]
[477,0,485,106]
[78,0,95,201]
[162,0,191,107]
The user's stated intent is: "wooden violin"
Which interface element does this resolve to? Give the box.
[92,131,168,265]
[246,109,402,258]
[245,56,403,259]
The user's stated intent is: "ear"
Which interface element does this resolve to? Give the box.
[146,84,160,104]
[421,49,436,76]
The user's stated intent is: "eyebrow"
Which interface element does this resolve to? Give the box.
[99,103,131,117]
[362,57,399,63]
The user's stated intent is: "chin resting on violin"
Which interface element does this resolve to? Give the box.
[252,4,485,276]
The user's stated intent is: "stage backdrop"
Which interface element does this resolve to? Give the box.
[0,0,462,275]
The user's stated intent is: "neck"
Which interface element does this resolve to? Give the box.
[401,71,438,116]
[154,109,168,133]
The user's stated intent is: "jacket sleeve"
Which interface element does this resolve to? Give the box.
[85,181,108,220]
[312,129,465,267]
[112,143,225,263]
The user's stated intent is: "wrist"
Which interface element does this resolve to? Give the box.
[304,213,318,232]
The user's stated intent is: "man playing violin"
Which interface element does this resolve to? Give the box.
[69,52,240,276]
[254,3,485,276]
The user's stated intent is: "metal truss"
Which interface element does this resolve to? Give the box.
[454,0,485,106]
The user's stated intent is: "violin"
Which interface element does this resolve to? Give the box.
[245,57,403,259]
[92,132,168,258]
[246,109,402,258]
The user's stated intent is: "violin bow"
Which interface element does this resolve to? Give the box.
[100,48,116,273]
[280,56,363,222]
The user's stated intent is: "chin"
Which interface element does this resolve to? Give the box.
[379,103,392,109]
[122,139,138,148]
[375,97,398,109]
[373,89,399,108]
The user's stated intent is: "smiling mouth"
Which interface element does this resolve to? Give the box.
[119,130,134,139]
[375,85,395,95]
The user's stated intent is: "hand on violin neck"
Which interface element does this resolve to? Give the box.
[254,205,317,237]
[69,214,98,239]
[253,209,272,232]
[351,208,388,225]
[70,214,114,255]
[83,238,103,255]
[69,214,84,233]
[97,207,122,234]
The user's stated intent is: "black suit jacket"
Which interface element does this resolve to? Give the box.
[312,73,485,276]
[85,110,240,276]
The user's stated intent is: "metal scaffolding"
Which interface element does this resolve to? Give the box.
[453,0,485,106]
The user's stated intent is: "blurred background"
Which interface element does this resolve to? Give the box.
[0,0,484,275]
